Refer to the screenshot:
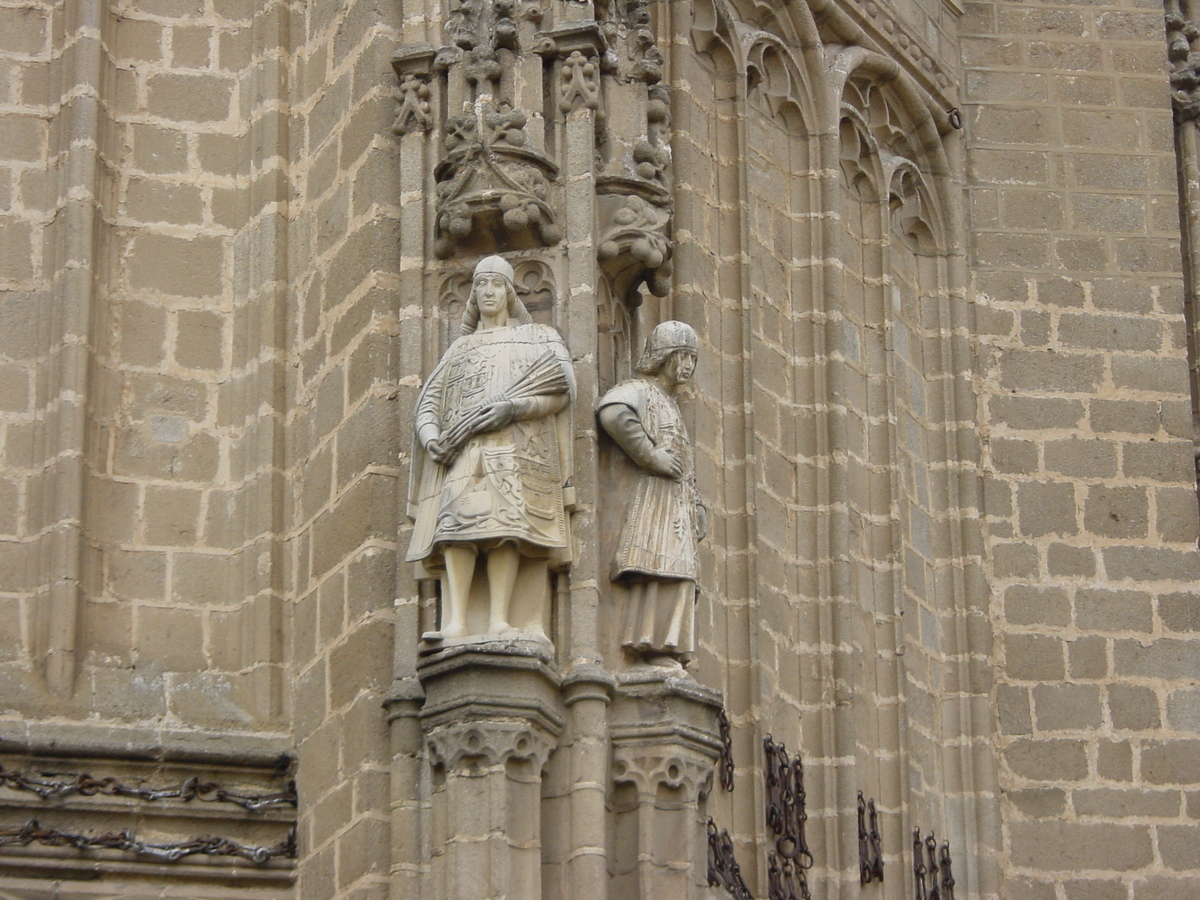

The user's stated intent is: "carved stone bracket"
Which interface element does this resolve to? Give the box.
[597,177,673,301]
[534,20,608,62]
[417,638,566,739]
[433,105,562,258]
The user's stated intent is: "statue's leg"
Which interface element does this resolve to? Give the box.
[440,544,477,637]
[486,543,520,633]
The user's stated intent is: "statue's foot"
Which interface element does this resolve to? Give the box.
[488,621,519,635]
[646,653,684,669]
[424,624,469,641]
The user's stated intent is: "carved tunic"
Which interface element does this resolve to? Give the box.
[598,379,700,582]
[407,324,573,564]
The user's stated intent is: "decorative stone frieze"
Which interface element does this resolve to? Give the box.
[426,719,557,773]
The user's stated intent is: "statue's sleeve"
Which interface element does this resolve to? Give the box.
[510,329,574,422]
[598,385,657,470]
[414,353,450,448]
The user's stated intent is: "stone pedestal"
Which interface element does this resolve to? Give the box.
[609,669,723,900]
[418,639,564,900]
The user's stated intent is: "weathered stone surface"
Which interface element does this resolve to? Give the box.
[0,0,1197,898]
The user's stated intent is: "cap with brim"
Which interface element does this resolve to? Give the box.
[473,255,514,283]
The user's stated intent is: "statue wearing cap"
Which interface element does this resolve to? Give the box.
[408,255,575,640]
[597,321,706,668]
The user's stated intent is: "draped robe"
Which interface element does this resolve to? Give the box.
[598,378,703,655]
[407,323,574,571]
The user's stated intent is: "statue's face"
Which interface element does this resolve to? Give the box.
[474,273,509,319]
[668,350,697,385]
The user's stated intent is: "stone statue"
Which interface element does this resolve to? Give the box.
[597,321,706,668]
[408,255,574,640]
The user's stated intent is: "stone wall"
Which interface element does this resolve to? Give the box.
[0,0,1197,898]
[964,1,1200,897]
[284,0,401,897]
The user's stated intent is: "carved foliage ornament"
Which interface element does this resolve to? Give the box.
[434,105,562,258]
[392,73,432,136]
[560,50,602,113]
[1167,13,1200,124]
[439,0,532,88]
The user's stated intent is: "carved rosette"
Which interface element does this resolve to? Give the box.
[426,719,557,774]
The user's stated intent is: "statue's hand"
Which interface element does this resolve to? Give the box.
[426,437,458,466]
[648,448,683,479]
[470,399,517,434]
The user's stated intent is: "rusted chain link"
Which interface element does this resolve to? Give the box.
[0,819,296,865]
[707,818,753,900]
[717,708,735,792]
[0,764,296,812]
[763,735,812,900]
[858,791,884,884]
[913,829,955,900]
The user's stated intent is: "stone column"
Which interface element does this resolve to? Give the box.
[609,671,723,900]
[418,640,564,900]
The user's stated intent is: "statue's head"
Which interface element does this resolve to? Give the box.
[635,320,699,378]
[460,255,532,335]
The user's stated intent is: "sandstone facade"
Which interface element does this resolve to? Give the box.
[0,1,1196,899]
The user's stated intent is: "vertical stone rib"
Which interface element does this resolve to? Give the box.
[36,0,108,696]
[232,0,292,723]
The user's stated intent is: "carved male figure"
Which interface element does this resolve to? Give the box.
[408,255,574,639]
[598,321,706,668]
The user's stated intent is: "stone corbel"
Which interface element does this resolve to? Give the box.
[431,107,562,258]
[390,46,436,137]
[417,639,566,738]
[596,176,672,301]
